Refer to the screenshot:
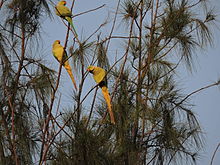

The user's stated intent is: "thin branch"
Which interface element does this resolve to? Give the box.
[85,22,106,43]
[210,142,220,165]
[106,0,121,52]
[86,87,98,128]
[134,18,141,31]
[175,81,220,109]
[72,4,106,18]
[0,24,22,39]
[187,0,202,9]
[51,115,73,140]
[100,35,139,43]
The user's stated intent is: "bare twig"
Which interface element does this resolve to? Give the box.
[72,4,106,18]
[85,22,106,42]
[86,87,98,128]
[175,81,220,109]
[100,35,139,43]
[210,142,220,165]
[106,0,121,52]
[0,24,22,39]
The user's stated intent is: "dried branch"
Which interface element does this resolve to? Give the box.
[210,142,220,165]
[73,4,106,18]
[105,0,121,52]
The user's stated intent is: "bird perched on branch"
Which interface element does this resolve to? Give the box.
[52,40,77,90]
[87,66,115,124]
[55,0,78,37]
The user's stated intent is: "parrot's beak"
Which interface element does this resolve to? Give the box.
[63,1,66,5]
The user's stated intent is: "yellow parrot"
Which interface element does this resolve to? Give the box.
[55,0,78,37]
[52,40,77,90]
[87,66,115,124]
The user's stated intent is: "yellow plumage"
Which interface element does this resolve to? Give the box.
[55,1,78,36]
[87,66,115,124]
[52,40,77,90]
[55,1,72,17]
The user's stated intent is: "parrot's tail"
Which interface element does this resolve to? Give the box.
[101,86,115,124]
[64,63,78,90]
[66,17,78,37]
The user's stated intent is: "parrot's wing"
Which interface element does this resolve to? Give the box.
[93,68,106,84]
[53,55,59,62]
[98,78,107,88]
[52,46,68,64]
[52,47,60,62]
[52,51,59,61]
[52,44,77,90]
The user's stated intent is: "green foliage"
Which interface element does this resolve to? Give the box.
[96,42,110,70]
[122,0,139,21]
[6,0,50,38]
[162,0,191,39]
[49,118,115,165]
[70,40,94,73]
